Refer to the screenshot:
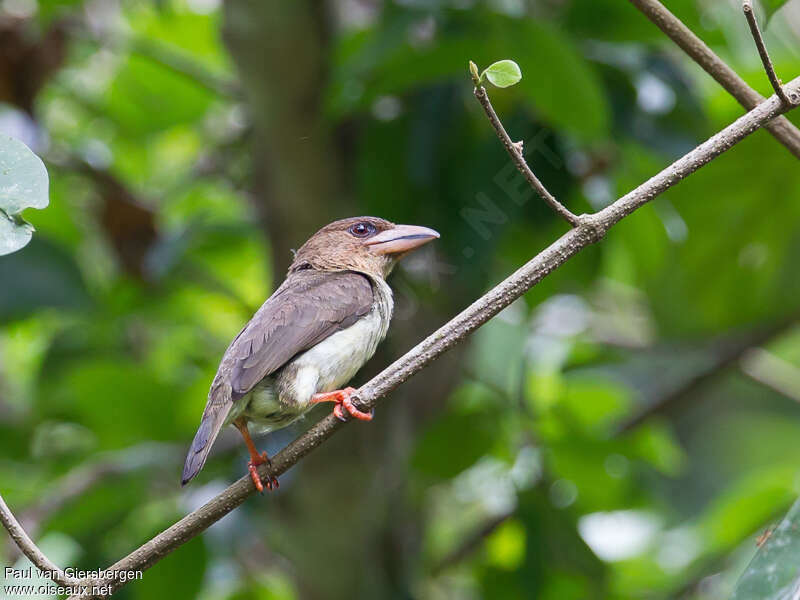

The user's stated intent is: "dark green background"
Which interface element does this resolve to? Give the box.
[1,0,800,598]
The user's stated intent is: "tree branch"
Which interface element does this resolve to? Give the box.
[742,0,792,106]
[39,76,795,599]
[628,0,800,159]
[469,63,580,227]
[0,494,79,587]
[614,314,798,434]
[430,510,514,575]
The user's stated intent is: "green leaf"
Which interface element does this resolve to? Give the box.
[107,54,214,136]
[729,497,800,600]
[0,136,48,214]
[0,213,34,256]
[760,0,791,22]
[0,135,49,255]
[482,59,522,88]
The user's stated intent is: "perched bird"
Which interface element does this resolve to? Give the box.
[182,216,439,491]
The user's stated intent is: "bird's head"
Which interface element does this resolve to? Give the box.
[289,216,439,279]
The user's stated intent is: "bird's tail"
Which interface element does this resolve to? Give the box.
[182,382,233,486]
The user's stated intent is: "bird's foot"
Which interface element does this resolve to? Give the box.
[310,387,373,422]
[247,451,279,493]
[234,418,279,493]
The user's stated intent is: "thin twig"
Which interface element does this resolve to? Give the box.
[470,65,581,227]
[49,76,800,600]
[0,494,79,587]
[742,0,792,106]
[629,0,800,159]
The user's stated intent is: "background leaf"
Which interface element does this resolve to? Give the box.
[0,213,34,256]
[760,0,792,21]
[0,135,49,214]
[0,135,49,255]
[729,498,800,599]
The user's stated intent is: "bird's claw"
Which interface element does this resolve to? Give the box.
[341,394,374,421]
[248,451,279,493]
[333,403,347,422]
[314,387,373,422]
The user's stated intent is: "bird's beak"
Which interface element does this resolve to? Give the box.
[364,224,440,255]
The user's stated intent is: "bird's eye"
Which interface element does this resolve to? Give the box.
[348,222,376,238]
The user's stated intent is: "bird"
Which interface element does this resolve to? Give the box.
[182,216,439,492]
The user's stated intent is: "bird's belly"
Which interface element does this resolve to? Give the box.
[289,306,387,394]
[238,306,389,430]
[234,381,298,433]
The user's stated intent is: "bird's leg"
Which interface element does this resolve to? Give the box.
[310,387,373,422]
[233,418,279,493]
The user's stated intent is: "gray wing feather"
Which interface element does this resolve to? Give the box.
[182,270,374,484]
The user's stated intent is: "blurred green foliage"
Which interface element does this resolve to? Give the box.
[1,1,800,599]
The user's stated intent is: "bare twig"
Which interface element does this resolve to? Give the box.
[0,494,79,587]
[628,0,800,159]
[742,0,792,106]
[46,76,800,599]
[469,62,581,227]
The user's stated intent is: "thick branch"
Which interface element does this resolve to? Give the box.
[742,0,791,106]
[0,494,79,587]
[469,67,580,227]
[629,0,800,159]
[51,77,799,599]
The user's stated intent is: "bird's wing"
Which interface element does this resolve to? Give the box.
[228,270,375,396]
[182,270,374,484]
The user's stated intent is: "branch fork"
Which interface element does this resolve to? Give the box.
[742,0,792,107]
[628,0,800,158]
[470,81,581,228]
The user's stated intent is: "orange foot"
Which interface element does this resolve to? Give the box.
[310,387,373,422]
[234,418,279,493]
[247,450,279,493]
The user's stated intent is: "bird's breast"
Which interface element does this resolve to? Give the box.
[285,278,393,398]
